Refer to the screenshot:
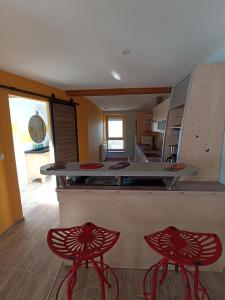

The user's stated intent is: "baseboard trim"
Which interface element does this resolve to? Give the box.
[0,217,25,238]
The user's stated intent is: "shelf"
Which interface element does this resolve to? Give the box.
[170,126,181,129]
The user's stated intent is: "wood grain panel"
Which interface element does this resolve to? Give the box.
[179,64,225,181]
[66,87,172,96]
[153,97,170,121]
[51,102,78,163]
[58,189,225,272]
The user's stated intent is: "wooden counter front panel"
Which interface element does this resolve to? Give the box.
[58,189,225,271]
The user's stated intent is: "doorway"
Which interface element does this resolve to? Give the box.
[8,95,57,215]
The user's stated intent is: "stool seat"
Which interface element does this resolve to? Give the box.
[47,222,120,300]
[47,222,119,261]
[143,226,222,300]
[144,226,222,267]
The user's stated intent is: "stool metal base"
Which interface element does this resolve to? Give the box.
[143,259,211,300]
[55,257,119,300]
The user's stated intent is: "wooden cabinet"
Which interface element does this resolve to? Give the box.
[179,64,225,181]
[153,97,170,121]
[163,63,225,181]
[135,112,153,144]
[170,74,191,109]
[25,150,50,183]
[163,106,184,160]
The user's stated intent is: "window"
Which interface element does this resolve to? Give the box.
[106,115,125,151]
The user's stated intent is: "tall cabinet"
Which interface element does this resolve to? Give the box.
[163,63,225,181]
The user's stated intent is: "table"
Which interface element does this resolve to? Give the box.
[40,162,198,190]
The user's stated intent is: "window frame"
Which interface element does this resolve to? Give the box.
[105,114,126,151]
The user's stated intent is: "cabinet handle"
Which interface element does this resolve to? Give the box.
[205,148,210,152]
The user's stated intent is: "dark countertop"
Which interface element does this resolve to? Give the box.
[63,181,225,192]
[24,147,49,154]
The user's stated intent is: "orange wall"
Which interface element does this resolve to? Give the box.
[76,96,104,162]
[0,91,23,234]
[0,69,103,234]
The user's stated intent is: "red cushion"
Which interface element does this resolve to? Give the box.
[80,163,104,169]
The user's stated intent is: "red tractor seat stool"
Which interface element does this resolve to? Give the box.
[47,222,120,300]
[143,226,222,300]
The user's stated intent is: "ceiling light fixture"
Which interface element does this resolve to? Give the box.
[121,49,131,55]
[111,70,121,81]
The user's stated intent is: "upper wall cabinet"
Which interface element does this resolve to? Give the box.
[163,63,225,181]
[178,64,225,181]
[170,74,191,109]
[153,97,171,121]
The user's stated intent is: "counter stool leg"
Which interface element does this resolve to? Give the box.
[67,275,76,300]
[55,270,72,300]
[143,259,167,300]
[179,264,192,300]
[194,266,200,300]
[100,255,106,300]
[66,263,79,300]
[151,259,167,300]
[143,264,156,300]
[106,264,119,299]
[193,266,211,300]
[91,258,106,300]
[159,261,169,285]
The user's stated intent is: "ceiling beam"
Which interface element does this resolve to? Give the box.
[66,87,172,97]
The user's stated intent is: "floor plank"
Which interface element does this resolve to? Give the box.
[0,177,225,299]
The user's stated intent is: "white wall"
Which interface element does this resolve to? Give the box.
[9,96,49,188]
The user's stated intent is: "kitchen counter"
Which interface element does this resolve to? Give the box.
[24,146,49,154]
[40,162,198,190]
[57,185,225,271]
[41,162,225,271]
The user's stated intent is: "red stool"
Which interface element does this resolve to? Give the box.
[143,226,222,300]
[47,222,120,300]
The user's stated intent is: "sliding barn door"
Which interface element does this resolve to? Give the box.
[50,98,79,163]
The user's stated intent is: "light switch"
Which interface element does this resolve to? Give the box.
[0,153,5,160]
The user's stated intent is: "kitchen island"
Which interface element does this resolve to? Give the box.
[41,162,225,272]
[40,161,198,190]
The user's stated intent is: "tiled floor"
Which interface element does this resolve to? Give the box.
[0,177,225,299]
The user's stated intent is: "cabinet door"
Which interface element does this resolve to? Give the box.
[170,74,191,109]
[179,64,225,181]
[153,97,170,120]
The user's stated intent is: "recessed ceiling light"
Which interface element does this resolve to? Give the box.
[121,49,131,55]
[111,70,121,81]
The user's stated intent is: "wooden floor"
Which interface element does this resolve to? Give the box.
[0,177,225,300]
[48,265,225,300]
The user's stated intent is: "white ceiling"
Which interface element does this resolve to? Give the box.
[1,0,225,109]
[89,94,170,111]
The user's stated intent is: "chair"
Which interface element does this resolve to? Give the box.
[47,222,120,300]
[143,226,222,300]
